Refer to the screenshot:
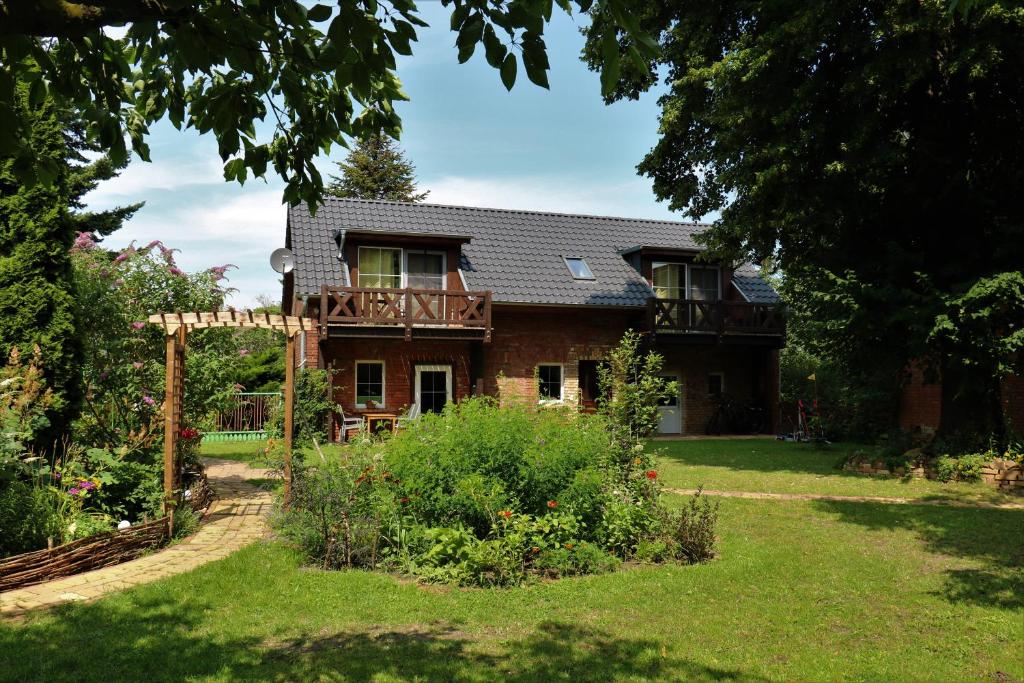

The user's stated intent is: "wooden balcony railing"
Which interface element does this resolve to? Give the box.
[647,298,784,336]
[320,286,492,342]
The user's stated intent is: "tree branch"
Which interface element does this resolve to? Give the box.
[0,0,192,37]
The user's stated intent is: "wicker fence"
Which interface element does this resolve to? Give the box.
[0,517,170,592]
[0,467,216,593]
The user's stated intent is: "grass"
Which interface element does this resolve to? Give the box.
[2,439,1019,681]
[1,495,1020,682]
[199,439,346,466]
[653,438,1020,505]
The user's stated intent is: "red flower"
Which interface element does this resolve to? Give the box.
[400,497,410,505]
[646,470,658,480]
[547,500,558,509]
[531,546,540,554]
[564,542,574,550]
[499,510,513,519]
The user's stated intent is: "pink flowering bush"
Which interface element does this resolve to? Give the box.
[71,237,242,454]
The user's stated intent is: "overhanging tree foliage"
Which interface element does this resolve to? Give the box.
[1,0,655,209]
[585,0,1024,443]
[327,134,428,202]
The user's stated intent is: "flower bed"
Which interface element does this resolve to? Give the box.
[274,398,719,587]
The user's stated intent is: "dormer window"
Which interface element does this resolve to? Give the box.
[563,257,595,280]
[358,247,402,288]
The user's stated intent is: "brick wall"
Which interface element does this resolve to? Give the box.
[323,338,475,418]
[311,304,782,438]
[898,362,942,432]
[898,363,1023,433]
[657,345,777,434]
[480,306,642,405]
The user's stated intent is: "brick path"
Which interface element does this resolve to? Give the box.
[664,487,1024,510]
[0,458,273,618]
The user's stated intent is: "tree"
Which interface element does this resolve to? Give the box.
[327,134,428,202]
[585,0,1024,443]
[0,91,140,449]
[0,1,655,209]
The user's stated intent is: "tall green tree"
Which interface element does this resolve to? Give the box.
[327,134,428,202]
[0,93,139,448]
[0,1,654,209]
[585,0,1024,443]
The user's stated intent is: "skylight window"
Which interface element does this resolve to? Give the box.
[563,257,595,280]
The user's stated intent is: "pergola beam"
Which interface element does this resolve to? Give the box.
[147,310,316,337]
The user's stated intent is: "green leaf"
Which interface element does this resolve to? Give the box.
[223,158,246,183]
[500,53,517,91]
[600,31,620,97]
[306,4,333,22]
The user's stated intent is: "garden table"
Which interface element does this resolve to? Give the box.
[363,412,399,434]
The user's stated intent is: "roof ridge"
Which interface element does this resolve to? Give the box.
[311,196,709,229]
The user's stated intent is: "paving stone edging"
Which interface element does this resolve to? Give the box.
[0,458,273,619]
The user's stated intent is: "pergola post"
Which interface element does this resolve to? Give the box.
[162,325,185,535]
[283,332,295,507]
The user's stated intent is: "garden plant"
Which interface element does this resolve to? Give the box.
[275,334,717,586]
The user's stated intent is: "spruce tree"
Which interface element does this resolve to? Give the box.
[0,94,140,448]
[326,135,429,202]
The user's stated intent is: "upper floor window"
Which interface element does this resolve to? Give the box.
[563,257,595,280]
[652,263,683,299]
[652,262,720,301]
[406,250,446,290]
[358,247,401,289]
[689,266,720,301]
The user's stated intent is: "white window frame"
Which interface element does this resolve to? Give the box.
[404,249,447,289]
[357,246,404,289]
[707,372,725,397]
[537,363,565,403]
[651,262,685,299]
[414,364,453,412]
[355,360,385,408]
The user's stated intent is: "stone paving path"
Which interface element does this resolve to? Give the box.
[0,458,273,619]
[664,486,1024,510]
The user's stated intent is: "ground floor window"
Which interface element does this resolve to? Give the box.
[537,364,563,402]
[708,372,724,397]
[356,361,385,407]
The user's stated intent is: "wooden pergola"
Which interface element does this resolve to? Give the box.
[148,311,318,530]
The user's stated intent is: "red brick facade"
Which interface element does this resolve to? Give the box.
[306,304,781,439]
[899,363,1024,432]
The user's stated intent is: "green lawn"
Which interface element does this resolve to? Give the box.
[654,438,1020,505]
[2,440,1020,682]
[199,439,346,466]
[2,494,1021,681]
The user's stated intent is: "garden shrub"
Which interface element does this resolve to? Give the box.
[276,333,718,587]
[0,481,64,557]
[266,368,338,447]
[935,453,990,483]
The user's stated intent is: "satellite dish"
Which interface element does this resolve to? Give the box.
[270,248,296,274]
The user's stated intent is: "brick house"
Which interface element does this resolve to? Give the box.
[282,198,785,439]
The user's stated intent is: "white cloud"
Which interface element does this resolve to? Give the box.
[83,156,224,207]
[424,174,676,220]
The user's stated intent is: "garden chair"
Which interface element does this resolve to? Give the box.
[395,403,420,431]
[338,408,364,442]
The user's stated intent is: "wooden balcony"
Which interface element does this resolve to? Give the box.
[320,286,492,342]
[647,298,784,343]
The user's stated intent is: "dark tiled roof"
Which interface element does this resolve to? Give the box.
[287,198,779,306]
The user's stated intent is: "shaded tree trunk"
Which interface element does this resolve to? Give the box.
[936,355,1006,449]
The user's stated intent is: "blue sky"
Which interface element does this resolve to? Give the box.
[85,4,679,307]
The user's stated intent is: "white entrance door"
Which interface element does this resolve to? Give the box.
[657,375,682,434]
[415,365,453,414]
